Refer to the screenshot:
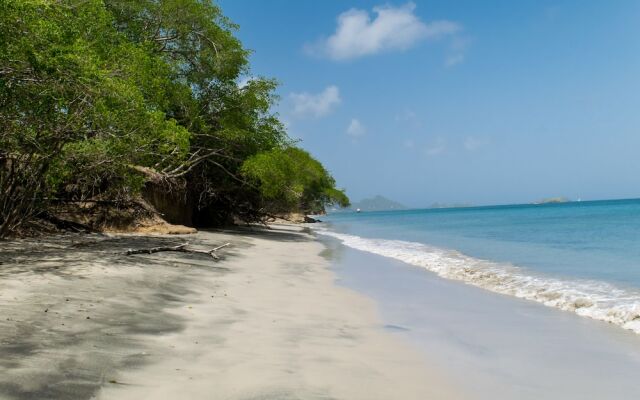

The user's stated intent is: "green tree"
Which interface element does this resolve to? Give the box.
[0,0,349,237]
[0,0,191,234]
[241,147,349,214]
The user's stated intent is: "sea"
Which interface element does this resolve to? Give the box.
[316,198,640,335]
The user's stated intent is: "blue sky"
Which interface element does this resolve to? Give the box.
[219,0,640,207]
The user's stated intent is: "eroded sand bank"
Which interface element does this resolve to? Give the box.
[0,225,457,400]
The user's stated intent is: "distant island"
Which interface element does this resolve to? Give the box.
[346,195,407,212]
[534,197,570,205]
[330,197,478,212]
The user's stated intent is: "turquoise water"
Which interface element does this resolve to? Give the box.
[316,199,640,333]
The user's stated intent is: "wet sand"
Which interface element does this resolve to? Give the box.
[0,225,458,400]
[323,237,640,400]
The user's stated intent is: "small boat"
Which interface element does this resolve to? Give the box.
[356,208,361,213]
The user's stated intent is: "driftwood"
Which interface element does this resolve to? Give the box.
[125,242,231,260]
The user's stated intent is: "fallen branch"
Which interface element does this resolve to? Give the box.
[181,242,231,260]
[125,243,188,255]
[125,242,231,260]
[211,242,232,252]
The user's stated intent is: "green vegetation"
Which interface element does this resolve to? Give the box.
[242,147,349,214]
[0,0,348,237]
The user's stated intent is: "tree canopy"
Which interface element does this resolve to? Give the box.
[242,147,350,214]
[0,0,348,237]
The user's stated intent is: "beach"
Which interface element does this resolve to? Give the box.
[4,219,640,400]
[0,225,458,400]
[4,1,638,399]
[326,239,640,399]
[316,202,640,399]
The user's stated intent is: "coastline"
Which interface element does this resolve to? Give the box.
[317,229,640,335]
[322,234,640,399]
[0,225,458,400]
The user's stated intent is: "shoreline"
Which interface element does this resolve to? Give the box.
[0,225,459,400]
[316,228,640,335]
[323,234,640,399]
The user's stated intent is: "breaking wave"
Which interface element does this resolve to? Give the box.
[316,229,640,334]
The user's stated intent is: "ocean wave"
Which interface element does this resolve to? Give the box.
[315,229,640,334]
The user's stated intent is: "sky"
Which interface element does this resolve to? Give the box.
[218,0,640,207]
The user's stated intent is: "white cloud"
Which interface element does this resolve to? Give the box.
[346,118,366,137]
[464,136,485,151]
[307,2,461,61]
[424,138,446,156]
[289,85,341,118]
[396,109,416,122]
[445,52,465,67]
[445,36,470,67]
[396,109,423,129]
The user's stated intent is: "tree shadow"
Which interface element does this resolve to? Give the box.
[0,232,233,400]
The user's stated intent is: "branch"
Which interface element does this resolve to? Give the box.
[125,242,231,260]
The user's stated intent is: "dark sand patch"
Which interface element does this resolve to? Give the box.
[0,232,241,400]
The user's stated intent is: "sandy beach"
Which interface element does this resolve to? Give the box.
[4,1,639,399]
[0,225,458,400]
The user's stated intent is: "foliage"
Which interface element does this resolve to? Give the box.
[241,147,349,214]
[0,0,348,237]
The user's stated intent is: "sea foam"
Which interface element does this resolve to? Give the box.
[316,229,640,334]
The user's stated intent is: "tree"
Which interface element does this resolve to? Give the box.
[0,0,191,235]
[0,0,349,237]
[241,147,349,214]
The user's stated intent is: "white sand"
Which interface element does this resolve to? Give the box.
[97,225,458,400]
[0,226,458,400]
